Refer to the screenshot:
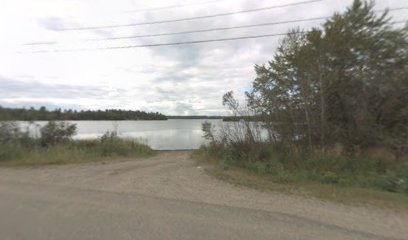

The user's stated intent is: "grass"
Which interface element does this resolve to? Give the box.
[192,145,408,210]
[0,139,155,167]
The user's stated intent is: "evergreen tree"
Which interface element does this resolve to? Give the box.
[246,0,408,154]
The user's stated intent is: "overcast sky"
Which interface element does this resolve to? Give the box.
[0,0,406,115]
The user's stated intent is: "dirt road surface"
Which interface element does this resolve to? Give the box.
[0,151,407,240]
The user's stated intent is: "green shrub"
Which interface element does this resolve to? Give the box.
[100,130,119,142]
[196,142,408,195]
[0,122,155,166]
[0,143,23,162]
[374,164,408,194]
[40,121,77,146]
[0,122,30,162]
[0,121,22,143]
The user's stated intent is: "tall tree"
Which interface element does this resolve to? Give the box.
[246,0,408,154]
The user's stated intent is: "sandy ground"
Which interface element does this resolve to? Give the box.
[0,151,407,240]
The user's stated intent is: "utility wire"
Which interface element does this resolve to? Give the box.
[127,0,220,13]
[24,33,293,53]
[25,18,407,53]
[57,0,323,31]
[24,8,407,46]
[93,7,408,36]
[26,16,327,45]
[88,16,327,41]
[25,31,310,53]
[88,12,407,41]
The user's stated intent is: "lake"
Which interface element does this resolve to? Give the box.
[21,119,222,150]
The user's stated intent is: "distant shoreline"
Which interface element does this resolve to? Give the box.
[166,116,223,120]
[0,107,167,121]
[0,106,232,121]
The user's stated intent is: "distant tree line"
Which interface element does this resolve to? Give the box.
[222,116,264,122]
[0,106,167,121]
[168,116,223,120]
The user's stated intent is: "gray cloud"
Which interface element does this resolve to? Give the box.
[0,77,113,99]
[2,0,403,115]
[0,101,84,111]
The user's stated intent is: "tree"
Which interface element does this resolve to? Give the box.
[245,0,408,154]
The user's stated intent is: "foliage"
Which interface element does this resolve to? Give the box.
[0,121,22,143]
[100,130,119,142]
[0,122,154,165]
[197,0,408,195]
[0,139,154,166]
[40,121,77,146]
[245,0,408,155]
[0,122,35,158]
[202,121,215,142]
[196,144,408,194]
[168,116,222,119]
[0,106,167,121]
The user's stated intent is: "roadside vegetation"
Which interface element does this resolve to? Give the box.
[0,121,154,167]
[195,0,408,204]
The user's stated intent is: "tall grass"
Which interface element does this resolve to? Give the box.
[195,143,408,195]
[0,139,154,167]
[0,122,155,166]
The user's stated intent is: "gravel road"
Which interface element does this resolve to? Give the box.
[0,151,407,240]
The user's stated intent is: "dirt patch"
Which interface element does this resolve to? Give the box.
[0,151,407,239]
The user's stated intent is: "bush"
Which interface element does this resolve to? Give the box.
[374,164,408,194]
[0,121,22,143]
[0,138,154,166]
[0,122,34,162]
[0,122,155,165]
[0,143,23,162]
[40,121,77,146]
[196,142,408,195]
[100,130,119,142]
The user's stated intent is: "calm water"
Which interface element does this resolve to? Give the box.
[22,119,222,150]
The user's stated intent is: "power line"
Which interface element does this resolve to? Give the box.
[127,0,220,13]
[88,16,327,41]
[26,16,328,45]
[25,18,407,53]
[93,18,407,41]
[24,8,407,46]
[88,8,408,41]
[58,0,323,31]
[26,31,306,53]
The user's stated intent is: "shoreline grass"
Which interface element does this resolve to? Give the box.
[0,121,156,167]
[192,147,408,210]
[0,139,155,167]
